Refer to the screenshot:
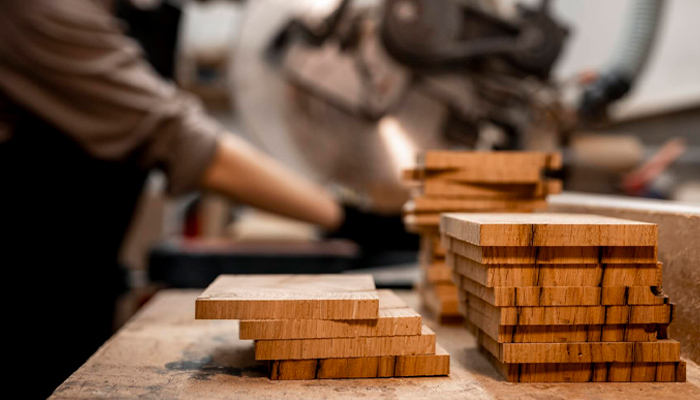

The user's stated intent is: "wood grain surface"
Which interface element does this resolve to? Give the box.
[253,325,436,360]
[421,180,562,198]
[195,275,379,320]
[479,345,686,383]
[238,290,421,340]
[413,151,562,184]
[422,262,453,283]
[463,292,673,326]
[407,197,547,213]
[269,345,450,380]
[468,308,663,343]
[418,151,562,171]
[440,213,658,247]
[449,253,661,288]
[457,275,668,307]
[444,237,658,264]
[479,334,681,363]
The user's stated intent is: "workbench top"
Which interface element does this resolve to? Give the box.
[51,290,700,400]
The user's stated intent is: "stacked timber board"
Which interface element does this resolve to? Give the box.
[402,151,562,322]
[440,213,686,382]
[195,274,450,380]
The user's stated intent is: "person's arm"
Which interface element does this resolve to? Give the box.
[201,135,342,230]
[0,0,342,229]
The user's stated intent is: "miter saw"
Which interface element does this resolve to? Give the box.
[233,0,569,216]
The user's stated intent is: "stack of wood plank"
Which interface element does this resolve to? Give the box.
[441,213,686,382]
[402,151,562,322]
[195,274,450,380]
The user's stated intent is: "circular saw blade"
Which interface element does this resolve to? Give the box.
[232,0,456,213]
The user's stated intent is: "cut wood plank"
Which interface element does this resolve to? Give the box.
[421,284,461,318]
[444,237,538,264]
[254,325,436,360]
[448,253,661,288]
[196,275,379,320]
[406,197,546,213]
[268,345,450,380]
[432,282,459,299]
[602,246,658,264]
[443,237,657,264]
[419,151,561,171]
[404,213,441,229]
[430,234,446,257]
[239,290,422,340]
[483,348,686,382]
[450,254,600,287]
[427,167,542,184]
[478,334,680,363]
[465,292,673,326]
[422,262,453,283]
[422,179,562,198]
[440,213,658,247]
[416,152,562,184]
[457,275,668,306]
[467,306,663,343]
[445,239,656,266]
[401,168,422,182]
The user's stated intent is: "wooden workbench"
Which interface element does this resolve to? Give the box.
[51,290,700,400]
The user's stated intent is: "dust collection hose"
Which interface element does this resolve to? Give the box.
[579,0,666,119]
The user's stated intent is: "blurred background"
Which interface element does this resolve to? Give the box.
[73,0,700,326]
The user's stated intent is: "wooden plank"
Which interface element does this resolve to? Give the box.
[239,290,422,340]
[464,292,673,326]
[254,325,436,360]
[431,235,446,257]
[448,253,660,288]
[422,179,562,198]
[466,305,662,343]
[407,197,546,213]
[422,262,453,283]
[444,237,657,265]
[421,284,461,318]
[602,246,658,264]
[432,282,459,299]
[457,275,668,306]
[479,334,681,363]
[482,347,686,382]
[450,254,599,287]
[195,274,379,320]
[416,151,562,183]
[440,213,658,247]
[445,237,538,264]
[268,345,450,380]
[419,151,560,170]
[401,168,422,182]
[404,213,441,229]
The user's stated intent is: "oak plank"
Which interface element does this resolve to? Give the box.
[268,345,450,380]
[441,213,658,247]
[407,197,547,213]
[457,275,667,307]
[196,275,379,320]
[239,290,421,340]
[254,325,436,360]
[464,292,673,325]
[422,179,562,198]
[466,305,662,343]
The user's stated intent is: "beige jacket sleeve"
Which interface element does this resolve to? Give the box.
[0,0,222,195]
